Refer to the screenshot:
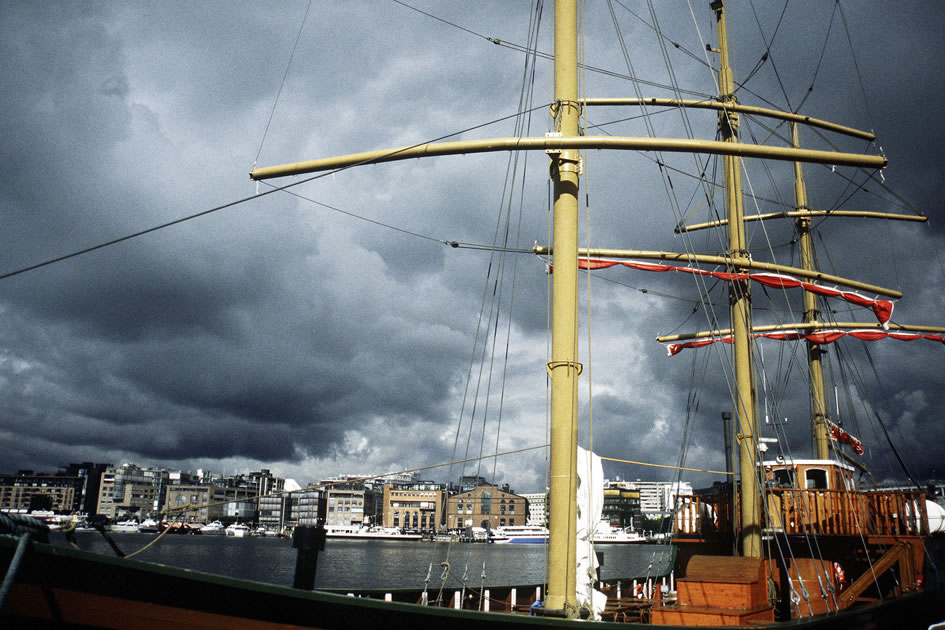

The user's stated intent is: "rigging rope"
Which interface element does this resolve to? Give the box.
[746,0,793,110]
[599,456,731,476]
[252,0,313,168]
[0,103,551,283]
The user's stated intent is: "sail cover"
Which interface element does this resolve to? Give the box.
[825,418,864,455]
[576,446,606,619]
[666,329,945,356]
[578,258,895,326]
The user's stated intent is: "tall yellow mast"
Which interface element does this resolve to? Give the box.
[544,0,581,616]
[714,0,761,559]
[792,122,831,460]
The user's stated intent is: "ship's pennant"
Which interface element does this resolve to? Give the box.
[579,258,895,326]
[666,329,945,356]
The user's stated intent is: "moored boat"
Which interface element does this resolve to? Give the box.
[199,521,226,536]
[159,521,199,535]
[138,519,160,534]
[324,526,421,541]
[592,522,645,545]
[224,523,251,538]
[107,520,140,534]
[491,525,549,545]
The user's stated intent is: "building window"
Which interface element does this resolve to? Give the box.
[481,491,492,515]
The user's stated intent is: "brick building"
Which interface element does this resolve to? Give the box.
[446,485,526,531]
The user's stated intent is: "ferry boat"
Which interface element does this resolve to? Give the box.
[324,526,421,541]
[592,522,646,545]
[491,525,549,545]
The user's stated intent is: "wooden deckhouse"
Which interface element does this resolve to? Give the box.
[668,458,929,624]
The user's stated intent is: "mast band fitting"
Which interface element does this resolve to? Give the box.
[546,360,583,377]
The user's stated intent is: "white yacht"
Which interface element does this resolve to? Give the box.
[108,520,140,533]
[138,518,160,533]
[224,522,251,537]
[199,520,226,536]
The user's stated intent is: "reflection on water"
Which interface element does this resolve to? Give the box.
[59,533,672,590]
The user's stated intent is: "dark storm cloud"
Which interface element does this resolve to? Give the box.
[0,1,941,489]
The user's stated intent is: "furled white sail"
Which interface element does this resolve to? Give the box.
[575,446,607,619]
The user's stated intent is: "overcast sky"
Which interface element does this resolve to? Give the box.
[2,1,942,492]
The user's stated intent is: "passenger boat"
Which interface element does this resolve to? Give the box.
[1,1,943,628]
[593,523,646,545]
[324,526,421,541]
[492,525,549,545]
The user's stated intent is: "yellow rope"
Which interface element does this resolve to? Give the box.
[157,445,730,524]
[125,521,174,558]
[600,455,733,476]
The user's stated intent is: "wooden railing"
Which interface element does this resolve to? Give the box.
[675,489,928,538]
[674,492,731,535]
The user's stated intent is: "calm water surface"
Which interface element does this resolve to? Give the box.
[58,533,673,590]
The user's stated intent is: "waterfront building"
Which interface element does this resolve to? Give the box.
[222,487,257,522]
[624,479,693,517]
[247,469,283,497]
[96,470,117,518]
[219,469,286,525]
[61,462,111,516]
[322,480,374,528]
[380,481,446,532]
[258,494,285,532]
[366,471,415,489]
[250,471,287,531]
[453,475,491,493]
[520,492,547,527]
[0,471,84,513]
[164,485,214,523]
[117,482,162,519]
[97,463,172,519]
[601,482,641,529]
[445,485,526,531]
[291,488,324,527]
[166,470,195,486]
[163,484,259,524]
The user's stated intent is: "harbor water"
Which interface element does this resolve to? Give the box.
[56,532,673,590]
